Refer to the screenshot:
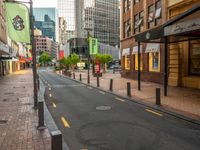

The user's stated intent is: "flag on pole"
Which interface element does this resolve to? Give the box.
[5,2,30,43]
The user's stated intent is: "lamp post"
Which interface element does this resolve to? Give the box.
[84,28,92,84]
[30,0,38,108]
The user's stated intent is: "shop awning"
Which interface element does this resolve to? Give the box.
[132,45,142,54]
[145,43,160,53]
[122,48,130,56]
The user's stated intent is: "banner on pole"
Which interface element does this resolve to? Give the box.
[89,37,98,55]
[5,2,30,43]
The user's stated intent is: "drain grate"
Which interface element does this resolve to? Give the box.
[96,106,111,111]
[0,120,8,125]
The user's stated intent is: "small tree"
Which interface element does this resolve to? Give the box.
[95,54,113,73]
[39,52,52,66]
[59,57,72,73]
[70,53,80,72]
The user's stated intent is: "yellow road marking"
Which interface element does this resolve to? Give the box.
[99,91,105,95]
[52,102,56,108]
[145,109,163,117]
[49,93,52,97]
[61,117,70,128]
[115,97,125,102]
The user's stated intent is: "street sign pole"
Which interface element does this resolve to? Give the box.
[87,31,90,84]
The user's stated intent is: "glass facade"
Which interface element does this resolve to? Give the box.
[33,8,57,41]
[83,0,120,46]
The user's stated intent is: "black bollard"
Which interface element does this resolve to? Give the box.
[79,74,82,81]
[97,76,100,87]
[51,130,63,150]
[110,79,113,91]
[37,76,40,91]
[88,74,90,84]
[127,82,131,97]
[38,101,45,129]
[73,73,75,79]
[156,88,161,105]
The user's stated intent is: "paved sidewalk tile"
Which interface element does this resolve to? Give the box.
[71,70,200,120]
[0,70,51,150]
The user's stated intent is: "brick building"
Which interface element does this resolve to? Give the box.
[120,0,200,90]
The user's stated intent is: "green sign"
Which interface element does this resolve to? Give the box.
[5,2,30,43]
[89,37,98,55]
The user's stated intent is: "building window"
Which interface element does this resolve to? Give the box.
[148,4,155,29]
[124,19,131,38]
[134,13,139,34]
[139,11,144,32]
[135,54,143,71]
[189,42,200,75]
[134,0,140,5]
[155,0,162,25]
[124,0,127,13]
[125,56,130,70]
[149,52,160,72]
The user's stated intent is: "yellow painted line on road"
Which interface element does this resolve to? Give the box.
[49,93,52,98]
[52,102,56,108]
[61,117,70,128]
[99,91,105,95]
[115,97,125,102]
[145,109,163,117]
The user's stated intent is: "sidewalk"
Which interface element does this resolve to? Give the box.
[0,69,51,150]
[71,70,200,120]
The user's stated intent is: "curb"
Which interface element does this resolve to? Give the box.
[39,73,70,150]
[58,73,200,126]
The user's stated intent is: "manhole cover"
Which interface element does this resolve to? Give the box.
[0,120,7,125]
[96,106,111,111]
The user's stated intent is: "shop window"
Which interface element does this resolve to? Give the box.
[189,43,200,75]
[135,54,143,71]
[149,52,160,72]
[125,56,130,70]
[148,4,154,29]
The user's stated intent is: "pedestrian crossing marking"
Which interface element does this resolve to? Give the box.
[87,86,93,89]
[115,97,125,102]
[49,93,52,97]
[61,117,70,128]
[145,109,163,117]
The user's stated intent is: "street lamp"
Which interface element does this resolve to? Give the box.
[84,27,92,84]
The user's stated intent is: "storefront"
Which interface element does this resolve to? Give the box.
[134,4,200,95]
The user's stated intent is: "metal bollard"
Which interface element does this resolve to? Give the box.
[87,74,90,84]
[51,130,62,150]
[37,76,40,91]
[97,76,100,87]
[110,79,113,91]
[73,73,75,79]
[156,88,161,105]
[38,101,45,129]
[79,74,82,81]
[127,82,131,97]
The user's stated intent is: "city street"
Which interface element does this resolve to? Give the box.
[40,69,200,150]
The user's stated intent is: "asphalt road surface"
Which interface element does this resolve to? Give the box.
[39,70,200,150]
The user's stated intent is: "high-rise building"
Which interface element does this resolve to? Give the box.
[33,8,57,41]
[57,0,120,47]
[57,0,76,39]
[58,17,67,45]
[83,0,120,46]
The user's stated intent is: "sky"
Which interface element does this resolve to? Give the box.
[33,0,57,8]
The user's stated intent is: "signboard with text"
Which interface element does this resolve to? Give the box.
[89,37,98,55]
